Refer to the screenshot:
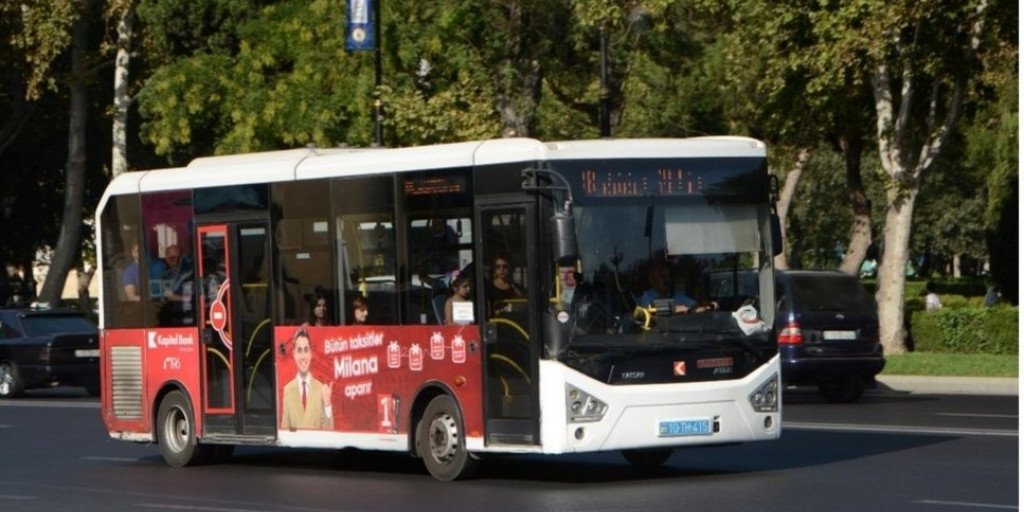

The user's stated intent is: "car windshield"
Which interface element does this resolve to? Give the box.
[788,275,875,313]
[21,315,96,336]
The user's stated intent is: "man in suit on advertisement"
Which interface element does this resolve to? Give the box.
[280,328,334,430]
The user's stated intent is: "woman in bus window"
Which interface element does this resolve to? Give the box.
[487,254,524,313]
[308,290,332,326]
[351,294,369,325]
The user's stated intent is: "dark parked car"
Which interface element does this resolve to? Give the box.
[0,308,100,398]
[709,270,884,403]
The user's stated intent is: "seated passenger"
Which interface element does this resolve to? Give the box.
[350,294,369,325]
[445,276,474,325]
[308,290,333,326]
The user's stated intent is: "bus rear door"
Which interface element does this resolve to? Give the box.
[196,222,276,438]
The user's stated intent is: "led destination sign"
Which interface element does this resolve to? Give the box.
[565,158,767,201]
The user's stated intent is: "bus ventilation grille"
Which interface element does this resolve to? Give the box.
[110,346,144,420]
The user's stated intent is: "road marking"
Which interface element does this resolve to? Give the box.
[80,456,139,462]
[914,499,1018,510]
[137,504,286,512]
[936,412,1018,419]
[785,421,1018,438]
[0,400,98,409]
[0,495,36,500]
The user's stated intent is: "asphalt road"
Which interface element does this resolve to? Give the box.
[0,387,1017,512]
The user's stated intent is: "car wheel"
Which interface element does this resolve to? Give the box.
[417,394,479,481]
[156,390,214,466]
[0,361,24,398]
[818,379,864,404]
[621,448,673,469]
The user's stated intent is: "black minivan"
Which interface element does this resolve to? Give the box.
[709,269,884,403]
[774,270,884,403]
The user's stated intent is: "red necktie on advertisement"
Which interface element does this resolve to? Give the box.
[301,381,307,409]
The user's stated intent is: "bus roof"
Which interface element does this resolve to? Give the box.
[543,137,766,159]
[96,137,766,213]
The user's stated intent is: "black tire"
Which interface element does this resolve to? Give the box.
[156,390,214,466]
[417,394,479,481]
[0,361,24,398]
[622,448,673,469]
[818,378,864,404]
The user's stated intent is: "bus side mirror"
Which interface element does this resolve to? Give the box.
[770,213,783,257]
[550,211,578,262]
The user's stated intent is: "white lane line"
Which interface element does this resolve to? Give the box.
[0,495,36,500]
[80,456,140,462]
[936,412,1018,419]
[137,504,284,512]
[785,421,1019,437]
[0,400,98,409]
[914,499,1018,510]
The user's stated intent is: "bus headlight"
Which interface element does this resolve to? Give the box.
[566,384,607,423]
[748,373,779,413]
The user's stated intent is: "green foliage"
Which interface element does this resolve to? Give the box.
[5,0,78,99]
[910,306,1019,355]
[883,352,1017,377]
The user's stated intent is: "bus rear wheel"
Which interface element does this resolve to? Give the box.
[157,390,213,467]
[417,394,478,481]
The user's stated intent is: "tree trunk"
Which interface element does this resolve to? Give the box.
[38,6,90,306]
[875,188,917,355]
[837,136,872,276]
[773,147,810,270]
[111,7,133,178]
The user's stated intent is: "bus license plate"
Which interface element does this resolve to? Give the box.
[75,349,100,358]
[823,330,856,340]
[658,418,712,437]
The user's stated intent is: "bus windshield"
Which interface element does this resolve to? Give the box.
[547,159,776,350]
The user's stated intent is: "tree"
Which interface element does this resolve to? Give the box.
[37,0,98,307]
[869,0,991,353]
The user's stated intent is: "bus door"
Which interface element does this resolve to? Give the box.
[196,222,276,437]
[476,202,540,445]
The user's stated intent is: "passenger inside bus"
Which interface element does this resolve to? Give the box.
[121,243,141,302]
[487,254,525,314]
[307,289,333,326]
[158,244,196,325]
[350,294,369,325]
[445,275,474,325]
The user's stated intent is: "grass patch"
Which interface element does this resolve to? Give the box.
[883,352,1019,378]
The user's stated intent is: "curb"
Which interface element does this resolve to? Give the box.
[875,375,1019,396]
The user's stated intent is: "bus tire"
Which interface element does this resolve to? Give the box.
[417,394,478,481]
[0,361,24,398]
[157,390,213,467]
[622,448,673,469]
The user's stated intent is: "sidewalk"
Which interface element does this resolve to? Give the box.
[875,375,1019,396]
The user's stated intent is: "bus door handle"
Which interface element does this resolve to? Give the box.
[484,323,497,345]
[202,326,216,346]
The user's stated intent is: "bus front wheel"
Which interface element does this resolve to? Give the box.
[417,394,479,481]
[157,390,213,467]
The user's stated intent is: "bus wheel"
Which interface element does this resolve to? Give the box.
[417,394,478,481]
[157,390,212,467]
[0,361,24,398]
[622,448,673,469]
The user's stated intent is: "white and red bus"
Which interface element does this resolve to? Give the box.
[96,137,782,480]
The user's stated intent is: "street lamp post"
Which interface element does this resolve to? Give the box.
[598,27,611,138]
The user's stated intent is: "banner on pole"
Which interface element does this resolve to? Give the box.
[345,0,375,52]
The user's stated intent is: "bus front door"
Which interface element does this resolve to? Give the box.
[477,202,540,446]
[197,222,276,438]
